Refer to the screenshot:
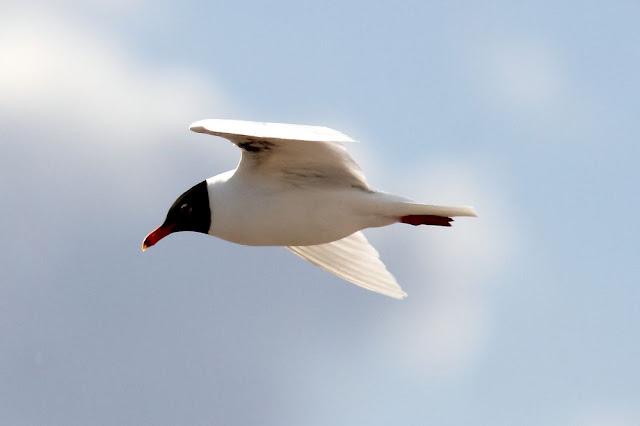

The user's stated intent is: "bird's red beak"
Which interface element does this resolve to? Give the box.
[141,224,175,251]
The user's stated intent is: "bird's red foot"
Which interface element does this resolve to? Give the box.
[400,215,453,227]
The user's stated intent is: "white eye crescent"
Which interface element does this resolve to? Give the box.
[180,203,192,215]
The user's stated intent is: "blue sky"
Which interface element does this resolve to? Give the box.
[1,1,639,425]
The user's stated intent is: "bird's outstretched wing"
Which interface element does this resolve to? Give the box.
[288,231,407,299]
[190,119,369,190]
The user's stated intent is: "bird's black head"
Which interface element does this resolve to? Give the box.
[142,180,211,251]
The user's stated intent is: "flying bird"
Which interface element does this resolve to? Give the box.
[142,119,477,299]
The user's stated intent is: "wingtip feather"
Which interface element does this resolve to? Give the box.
[189,120,208,134]
[188,118,355,143]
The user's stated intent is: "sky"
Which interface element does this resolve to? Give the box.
[1,0,639,424]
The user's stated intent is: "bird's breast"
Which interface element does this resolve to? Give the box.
[208,179,368,246]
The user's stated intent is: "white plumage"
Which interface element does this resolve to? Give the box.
[187,119,476,299]
[288,231,407,299]
[143,119,477,299]
[190,118,355,143]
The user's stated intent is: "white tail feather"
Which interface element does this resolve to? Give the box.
[371,193,478,219]
[398,203,478,218]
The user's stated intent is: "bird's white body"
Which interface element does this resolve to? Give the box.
[207,169,395,246]
[156,118,478,299]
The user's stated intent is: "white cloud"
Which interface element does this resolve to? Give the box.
[0,6,234,263]
[374,161,516,376]
[0,8,233,202]
[3,0,147,17]
[469,38,567,113]
[0,11,224,140]
[490,42,563,107]
[466,36,613,146]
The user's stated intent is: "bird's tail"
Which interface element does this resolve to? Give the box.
[373,193,477,227]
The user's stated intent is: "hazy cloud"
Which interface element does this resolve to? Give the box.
[0,10,223,140]
[483,40,565,108]
[374,162,516,376]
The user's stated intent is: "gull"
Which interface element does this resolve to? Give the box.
[142,119,477,299]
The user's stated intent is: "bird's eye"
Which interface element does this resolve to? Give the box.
[180,203,192,216]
